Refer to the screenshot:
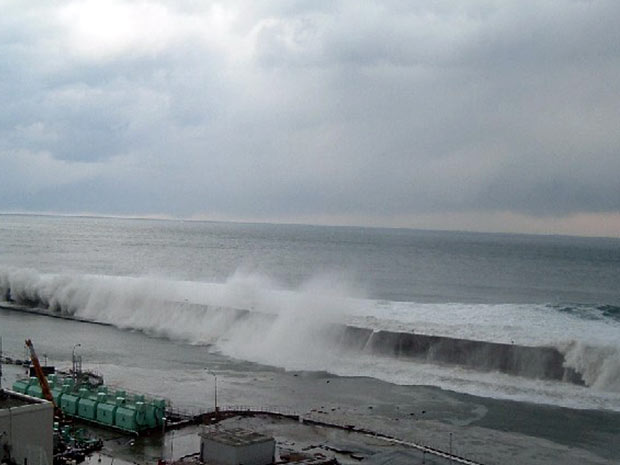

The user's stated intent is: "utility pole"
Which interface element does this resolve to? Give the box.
[206,370,218,414]
[72,343,81,381]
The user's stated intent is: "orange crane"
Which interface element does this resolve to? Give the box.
[25,339,57,409]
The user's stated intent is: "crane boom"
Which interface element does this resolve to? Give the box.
[25,339,56,407]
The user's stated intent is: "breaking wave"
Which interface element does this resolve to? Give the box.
[1,267,619,400]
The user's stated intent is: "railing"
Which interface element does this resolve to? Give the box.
[193,405,487,465]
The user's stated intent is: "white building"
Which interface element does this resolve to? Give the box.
[200,426,275,465]
[0,390,54,465]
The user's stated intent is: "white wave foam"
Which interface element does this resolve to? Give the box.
[1,267,619,410]
[561,342,620,393]
[345,300,620,347]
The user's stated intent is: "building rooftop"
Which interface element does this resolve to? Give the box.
[200,426,274,447]
[0,389,47,409]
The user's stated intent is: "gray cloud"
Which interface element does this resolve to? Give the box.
[1,0,619,234]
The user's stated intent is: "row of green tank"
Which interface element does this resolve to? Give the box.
[12,374,167,433]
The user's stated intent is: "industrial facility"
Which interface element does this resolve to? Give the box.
[199,427,276,465]
[8,339,169,435]
[0,389,54,465]
[12,374,167,433]
[0,337,482,465]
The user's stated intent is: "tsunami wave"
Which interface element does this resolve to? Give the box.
[1,267,620,410]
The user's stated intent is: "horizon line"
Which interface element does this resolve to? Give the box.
[1,210,618,241]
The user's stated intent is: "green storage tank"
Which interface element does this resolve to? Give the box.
[26,377,43,398]
[27,385,43,398]
[61,391,80,415]
[96,393,117,426]
[135,402,146,427]
[115,398,147,431]
[55,380,74,409]
[51,384,64,404]
[13,375,167,433]
[77,387,99,421]
[114,397,134,431]
[145,399,166,428]
[12,378,32,394]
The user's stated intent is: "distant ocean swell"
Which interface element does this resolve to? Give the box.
[550,303,620,323]
[1,268,618,393]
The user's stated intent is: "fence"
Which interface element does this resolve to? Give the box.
[191,405,488,465]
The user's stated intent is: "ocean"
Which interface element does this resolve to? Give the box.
[1,214,619,463]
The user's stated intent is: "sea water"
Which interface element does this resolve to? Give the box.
[1,214,620,463]
[0,214,619,409]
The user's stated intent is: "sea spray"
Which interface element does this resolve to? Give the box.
[2,267,620,396]
[562,342,620,393]
[215,272,354,369]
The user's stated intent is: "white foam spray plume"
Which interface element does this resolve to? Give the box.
[216,272,358,370]
[1,266,620,411]
[562,342,620,393]
[0,267,358,357]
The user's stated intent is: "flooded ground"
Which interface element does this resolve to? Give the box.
[1,309,618,465]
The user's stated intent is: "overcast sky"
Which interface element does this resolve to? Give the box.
[1,0,619,236]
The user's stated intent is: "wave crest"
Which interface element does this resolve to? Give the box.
[1,267,619,393]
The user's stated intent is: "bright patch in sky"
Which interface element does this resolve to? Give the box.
[57,1,245,60]
[58,1,175,58]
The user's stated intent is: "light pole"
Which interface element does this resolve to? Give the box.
[72,344,81,381]
[206,370,218,413]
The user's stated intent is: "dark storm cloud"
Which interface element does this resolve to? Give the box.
[1,0,619,232]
